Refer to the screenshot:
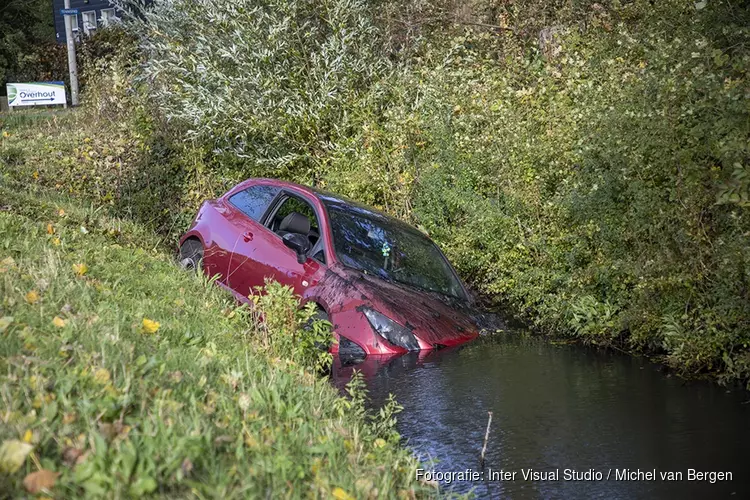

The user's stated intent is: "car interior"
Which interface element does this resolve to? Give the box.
[268,196,320,248]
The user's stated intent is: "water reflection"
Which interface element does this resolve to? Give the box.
[332,334,750,499]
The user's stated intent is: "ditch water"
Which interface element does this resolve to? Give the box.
[331,332,750,499]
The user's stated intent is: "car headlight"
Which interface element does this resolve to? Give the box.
[362,308,420,351]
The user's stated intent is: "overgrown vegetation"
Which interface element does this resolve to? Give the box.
[2,1,748,387]
[0,0,747,495]
[0,162,430,496]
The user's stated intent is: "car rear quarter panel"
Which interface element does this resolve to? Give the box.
[179,200,232,280]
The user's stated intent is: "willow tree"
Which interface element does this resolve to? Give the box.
[122,0,386,176]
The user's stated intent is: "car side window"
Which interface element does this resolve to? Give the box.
[228,185,280,221]
[268,195,324,260]
[273,197,318,232]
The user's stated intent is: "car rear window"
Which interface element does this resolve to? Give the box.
[229,185,279,221]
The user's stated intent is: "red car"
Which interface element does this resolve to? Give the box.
[178,178,479,357]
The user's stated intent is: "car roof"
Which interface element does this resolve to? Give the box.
[250,178,428,237]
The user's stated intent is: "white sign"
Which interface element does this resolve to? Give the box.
[7,82,67,107]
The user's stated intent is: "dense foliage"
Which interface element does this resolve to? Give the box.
[131,0,384,176]
[0,0,65,92]
[3,0,748,384]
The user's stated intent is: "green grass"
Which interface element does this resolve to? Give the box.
[0,185,432,497]
[0,108,70,129]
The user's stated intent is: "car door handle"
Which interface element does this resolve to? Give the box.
[242,231,254,242]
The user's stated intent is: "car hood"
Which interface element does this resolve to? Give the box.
[328,266,479,346]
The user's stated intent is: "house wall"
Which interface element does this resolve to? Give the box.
[52,0,116,43]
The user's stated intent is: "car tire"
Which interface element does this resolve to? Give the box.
[179,239,204,272]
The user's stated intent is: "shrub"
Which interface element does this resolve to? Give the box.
[123,0,387,177]
[251,279,334,373]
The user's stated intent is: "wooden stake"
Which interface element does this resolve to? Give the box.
[480,411,493,466]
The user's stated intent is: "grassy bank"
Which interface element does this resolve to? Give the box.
[0,116,431,497]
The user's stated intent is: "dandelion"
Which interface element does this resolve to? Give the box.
[141,318,160,334]
[22,430,32,444]
[25,291,39,304]
[332,487,354,500]
[93,368,111,385]
[52,317,66,328]
[221,370,242,390]
[72,263,88,276]
[244,432,259,448]
[0,257,16,273]
[46,224,54,235]
[52,238,61,246]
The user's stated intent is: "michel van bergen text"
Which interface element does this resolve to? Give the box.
[416,468,733,484]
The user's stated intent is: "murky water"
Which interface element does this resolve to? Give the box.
[332,333,750,498]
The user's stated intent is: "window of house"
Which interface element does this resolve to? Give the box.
[69,14,79,32]
[101,8,117,26]
[228,185,280,222]
[82,11,97,36]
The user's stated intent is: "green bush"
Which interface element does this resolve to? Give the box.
[126,0,386,177]
[321,0,750,381]
[251,279,335,374]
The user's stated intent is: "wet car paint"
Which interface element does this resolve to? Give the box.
[179,178,481,356]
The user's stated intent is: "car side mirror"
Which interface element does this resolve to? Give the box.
[282,233,311,264]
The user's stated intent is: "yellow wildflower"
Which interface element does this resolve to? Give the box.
[52,317,66,328]
[332,487,354,500]
[72,263,88,276]
[25,290,40,305]
[93,368,110,385]
[141,318,160,334]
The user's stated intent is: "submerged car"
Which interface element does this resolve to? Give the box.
[178,178,479,357]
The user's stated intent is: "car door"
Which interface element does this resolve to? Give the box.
[234,191,328,298]
[220,183,281,297]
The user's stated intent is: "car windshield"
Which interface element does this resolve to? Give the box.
[324,201,466,300]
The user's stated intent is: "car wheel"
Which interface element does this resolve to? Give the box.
[179,239,204,271]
